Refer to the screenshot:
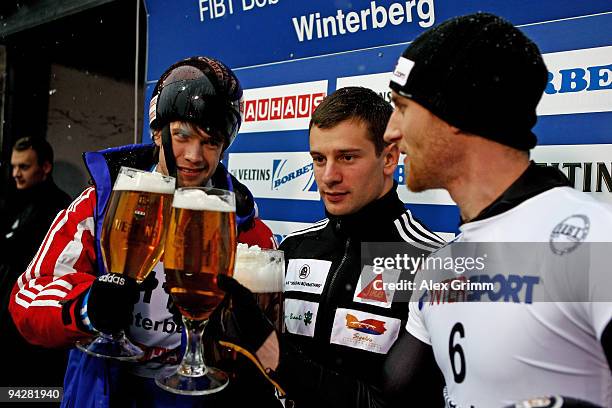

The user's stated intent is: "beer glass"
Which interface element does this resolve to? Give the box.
[233,245,285,332]
[156,187,236,395]
[76,166,175,360]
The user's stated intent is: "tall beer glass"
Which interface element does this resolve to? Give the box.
[77,166,175,360]
[156,187,236,395]
[233,245,285,332]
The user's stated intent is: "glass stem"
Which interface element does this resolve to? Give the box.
[178,317,208,377]
[99,330,126,341]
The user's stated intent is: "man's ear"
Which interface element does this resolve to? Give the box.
[382,143,399,177]
[152,130,161,147]
[448,124,462,135]
[42,161,52,177]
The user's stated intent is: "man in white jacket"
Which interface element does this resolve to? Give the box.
[382,12,612,408]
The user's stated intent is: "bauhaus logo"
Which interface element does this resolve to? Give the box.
[240,80,327,133]
[243,93,324,122]
[228,152,320,200]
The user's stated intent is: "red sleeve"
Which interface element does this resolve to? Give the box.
[9,187,98,348]
[237,218,277,249]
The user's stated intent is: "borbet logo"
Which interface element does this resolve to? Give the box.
[538,46,611,115]
[272,160,315,190]
[545,63,612,94]
[242,92,325,122]
[99,274,126,286]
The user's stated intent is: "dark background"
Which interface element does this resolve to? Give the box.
[0,0,147,199]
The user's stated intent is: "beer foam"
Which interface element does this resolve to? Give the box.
[172,189,235,212]
[114,170,175,194]
[233,244,284,293]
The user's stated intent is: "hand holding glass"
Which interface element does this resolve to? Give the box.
[76,167,175,360]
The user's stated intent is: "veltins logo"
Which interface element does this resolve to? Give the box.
[550,214,590,255]
[298,264,310,279]
[531,144,612,206]
[345,314,387,335]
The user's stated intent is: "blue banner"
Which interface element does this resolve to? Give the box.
[144,0,612,237]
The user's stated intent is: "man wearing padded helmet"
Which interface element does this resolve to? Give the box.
[8,56,276,407]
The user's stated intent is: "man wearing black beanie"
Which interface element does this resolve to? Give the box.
[191,12,610,408]
[384,12,612,408]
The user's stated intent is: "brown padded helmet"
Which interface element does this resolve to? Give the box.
[149,56,243,151]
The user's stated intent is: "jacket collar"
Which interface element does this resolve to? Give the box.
[468,161,571,223]
[14,177,57,202]
[326,182,406,238]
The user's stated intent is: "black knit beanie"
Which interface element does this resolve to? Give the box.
[389,12,548,151]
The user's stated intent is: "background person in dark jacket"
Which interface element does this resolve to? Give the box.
[0,136,71,386]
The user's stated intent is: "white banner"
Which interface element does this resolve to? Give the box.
[240,80,328,133]
[228,152,320,200]
[531,144,612,205]
[337,46,612,117]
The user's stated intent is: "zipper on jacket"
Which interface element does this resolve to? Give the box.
[325,237,351,306]
[315,236,351,342]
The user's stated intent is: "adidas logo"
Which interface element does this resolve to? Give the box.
[99,274,126,286]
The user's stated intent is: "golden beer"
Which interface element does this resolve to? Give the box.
[76,167,174,361]
[164,196,236,321]
[100,190,173,282]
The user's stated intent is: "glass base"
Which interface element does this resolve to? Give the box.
[76,331,144,361]
[155,366,229,396]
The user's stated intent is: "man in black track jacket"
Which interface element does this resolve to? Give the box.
[275,87,445,407]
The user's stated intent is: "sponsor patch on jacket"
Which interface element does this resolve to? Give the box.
[284,298,319,337]
[353,265,401,308]
[390,56,415,87]
[285,259,331,295]
[330,308,401,354]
